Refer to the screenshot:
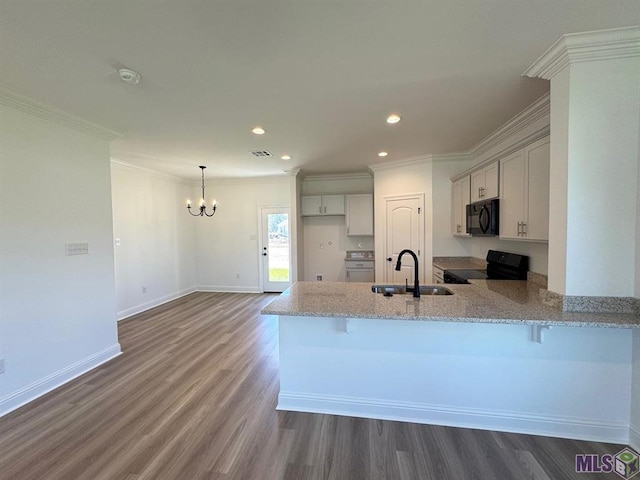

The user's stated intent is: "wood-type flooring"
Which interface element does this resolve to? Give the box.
[0,292,628,479]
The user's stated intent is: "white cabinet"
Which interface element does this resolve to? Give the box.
[470,161,499,203]
[345,260,375,282]
[451,176,471,236]
[301,195,345,216]
[345,194,373,236]
[499,137,550,241]
[433,265,444,284]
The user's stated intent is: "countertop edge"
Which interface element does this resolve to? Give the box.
[260,308,639,329]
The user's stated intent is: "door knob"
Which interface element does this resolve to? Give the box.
[262,252,267,256]
[387,257,393,262]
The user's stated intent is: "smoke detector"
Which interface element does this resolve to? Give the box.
[118,68,141,84]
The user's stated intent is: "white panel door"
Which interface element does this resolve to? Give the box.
[384,195,423,284]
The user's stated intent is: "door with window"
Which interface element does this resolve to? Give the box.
[260,207,292,292]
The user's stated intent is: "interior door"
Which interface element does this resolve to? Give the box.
[384,195,424,284]
[260,207,291,292]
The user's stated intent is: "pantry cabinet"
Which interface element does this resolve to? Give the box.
[451,176,470,236]
[499,137,550,241]
[301,195,345,216]
[470,161,499,203]
[345,194,374,236]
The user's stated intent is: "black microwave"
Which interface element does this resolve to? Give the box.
[466,199,499,236]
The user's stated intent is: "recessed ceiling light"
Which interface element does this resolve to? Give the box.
[378,151,389,157]
[281,155,291,160]
[252,126,266,135]
[386,114,401,124]
[118,68,141,85]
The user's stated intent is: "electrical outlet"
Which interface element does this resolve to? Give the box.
[316,274,323,281]
[0,358,5,374]
[142,286,147,294]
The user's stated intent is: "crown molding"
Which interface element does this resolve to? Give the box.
[110,158,192,185]
[468,92,550,160]
[302,172,372,182]
[523,25,640,80]
[429,152,470,163]
[0,84,121,141]
[368,155,433,172]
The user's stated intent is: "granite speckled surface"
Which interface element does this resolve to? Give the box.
[432,256,486,270]
[261,281,640,329]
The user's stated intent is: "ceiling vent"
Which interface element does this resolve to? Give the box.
[250,150,272,157]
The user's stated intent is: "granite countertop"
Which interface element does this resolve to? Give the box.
[261,281,640,329]
[432,256,487,270]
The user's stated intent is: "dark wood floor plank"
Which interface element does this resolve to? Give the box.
[0,292,628,480]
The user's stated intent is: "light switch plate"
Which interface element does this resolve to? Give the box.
[65,242,89,255]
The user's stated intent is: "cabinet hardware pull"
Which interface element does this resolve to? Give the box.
[324,206,327,213]
[522,222,527,236]
[319,205,322,214]
[517,222,522,236]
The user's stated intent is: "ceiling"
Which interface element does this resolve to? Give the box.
[2,1,639,180]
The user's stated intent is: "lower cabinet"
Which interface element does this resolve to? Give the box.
[345,260,374,282]
[433,265,444,284]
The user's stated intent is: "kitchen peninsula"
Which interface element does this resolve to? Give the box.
[262,281,640,446]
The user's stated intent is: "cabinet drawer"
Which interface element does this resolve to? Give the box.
[345,260,374,269]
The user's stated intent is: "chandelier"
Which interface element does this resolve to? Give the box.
[187,166,217,217]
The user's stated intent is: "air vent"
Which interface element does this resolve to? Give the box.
[250,150,272,157]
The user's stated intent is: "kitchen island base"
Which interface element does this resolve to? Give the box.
[277,315,635,445]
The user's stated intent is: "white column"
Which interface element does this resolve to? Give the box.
[524,27,640,296]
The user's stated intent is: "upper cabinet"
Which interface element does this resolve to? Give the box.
[499,137,550,241]
[301,194,345,216]
[451,176,470,236]
[345,194,374,236]
[470,161,499,203]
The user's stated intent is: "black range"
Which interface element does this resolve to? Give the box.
[443,250,529,284]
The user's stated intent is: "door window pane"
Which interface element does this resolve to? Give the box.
[267,213,290,282]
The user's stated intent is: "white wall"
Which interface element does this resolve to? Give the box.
[110,162,197,319]
[562,59,640,297]
[303,216,374,282]
[372,160,431,282]
[196,176,291,291]
[0,101,121,415]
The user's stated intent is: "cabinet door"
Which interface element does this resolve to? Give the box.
[322,195,345,215]
[499,150,526,239]
[484,162,499,199]
[524,137,550,241]
[301,196,322,216]
[346,194,373,235]
[346,268,374,282]
[470,169,485,203]
[451,177,470,235]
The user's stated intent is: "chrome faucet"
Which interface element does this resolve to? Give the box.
[395,249,420,298]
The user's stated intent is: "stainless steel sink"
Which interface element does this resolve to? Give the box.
[371,285,454,296]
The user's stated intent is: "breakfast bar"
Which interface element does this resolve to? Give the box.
[262,281,640,446]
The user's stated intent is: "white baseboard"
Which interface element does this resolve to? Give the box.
[277,391,629,445]
[630,425,640,451]
[117,287,196,320]
[197,285,261,293]
[0,344,122,417]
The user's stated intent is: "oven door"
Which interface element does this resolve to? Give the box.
[466,199,499,236]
